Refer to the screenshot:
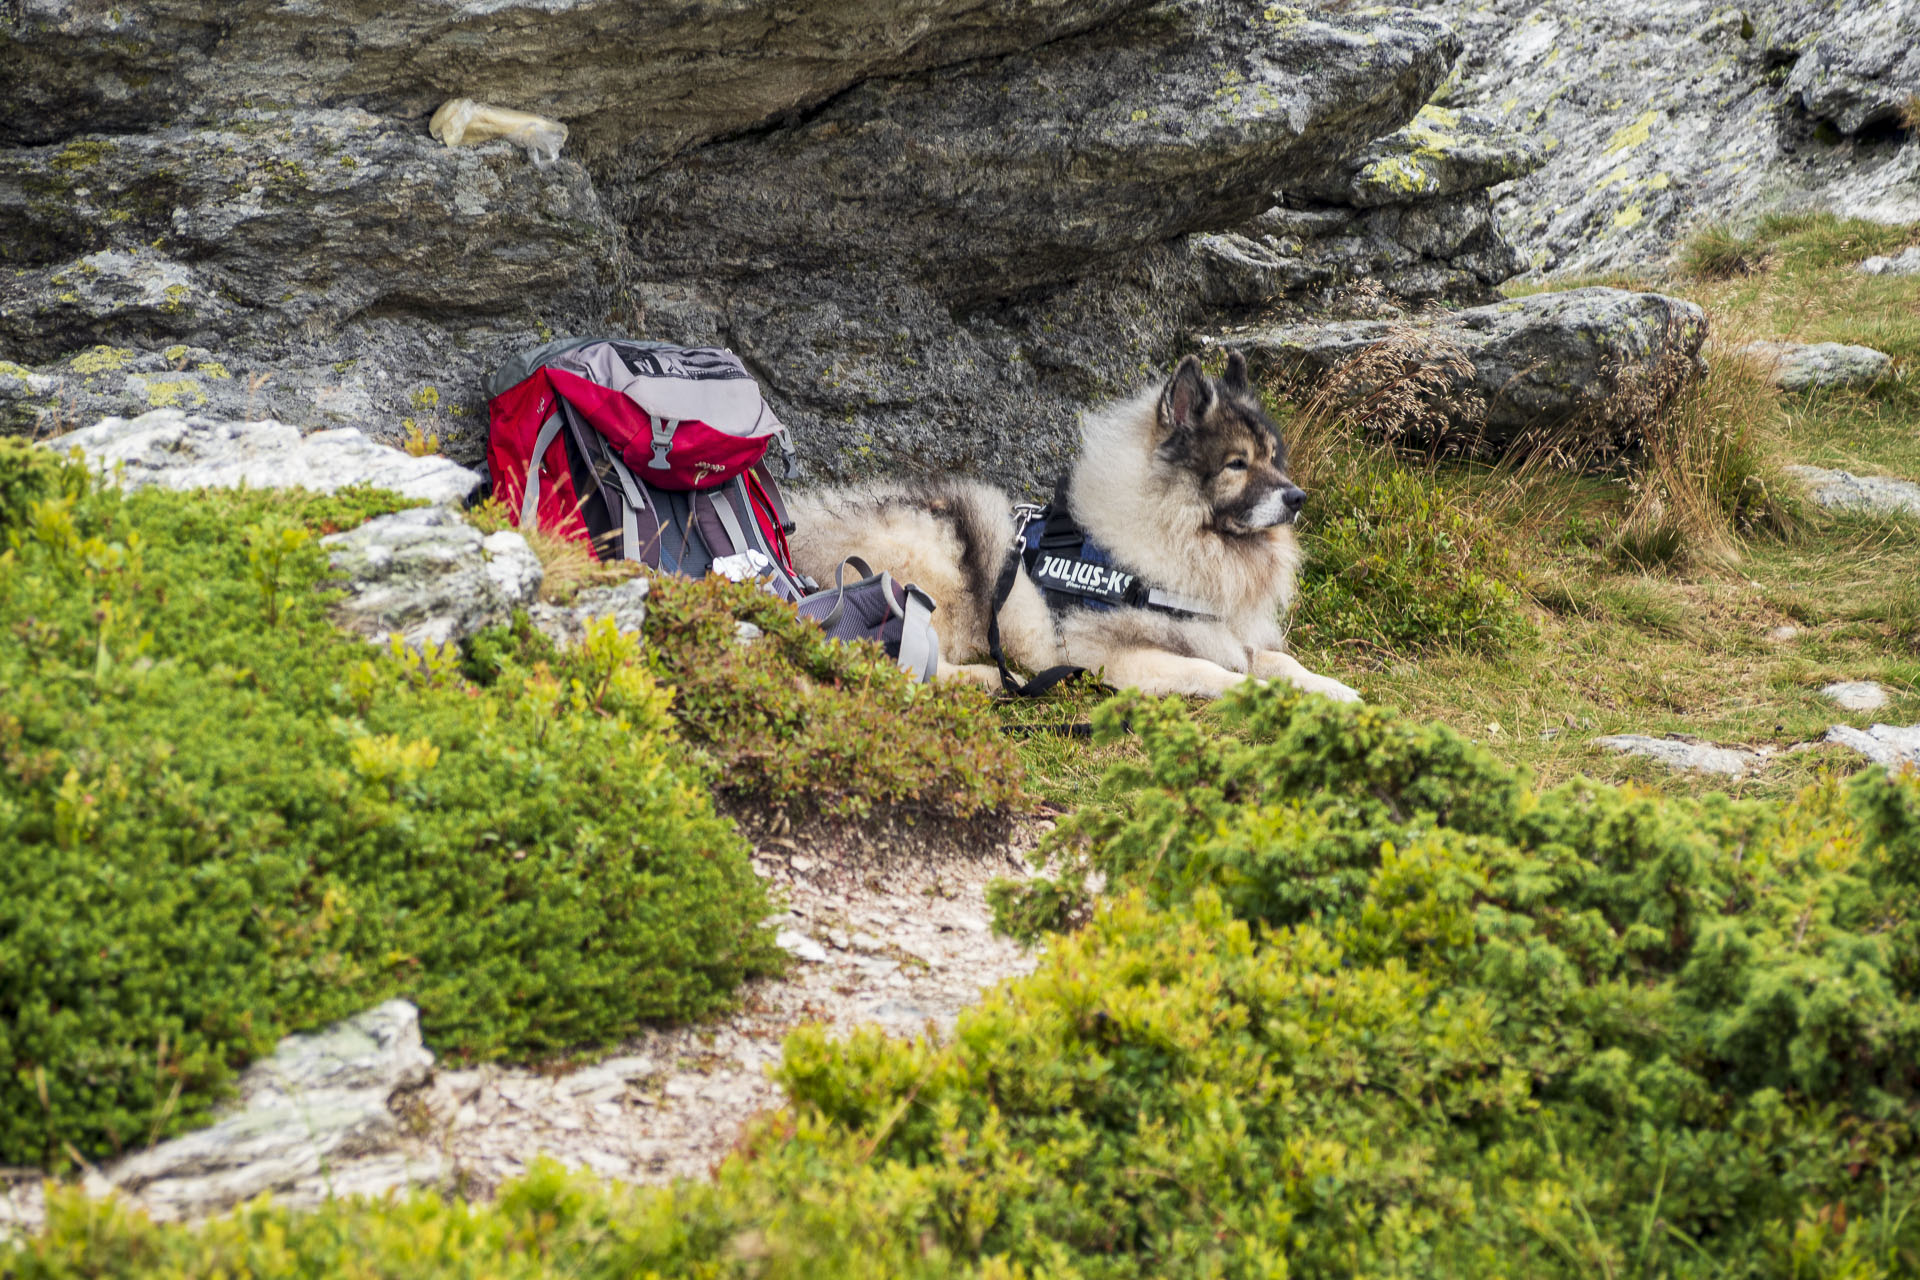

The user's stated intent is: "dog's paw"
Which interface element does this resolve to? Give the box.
[1298,675,1362,704]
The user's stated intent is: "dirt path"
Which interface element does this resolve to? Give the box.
[405,819,1044,1195]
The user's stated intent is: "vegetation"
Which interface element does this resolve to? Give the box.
[18,685,1920,1277]
[0,448,782,1168]
[467,576,1024,822]
[1239,214,1918,808]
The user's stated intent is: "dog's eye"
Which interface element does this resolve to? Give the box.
[1224,459,1248,472]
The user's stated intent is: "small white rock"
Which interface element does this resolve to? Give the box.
[1788,466,1920,518]
[774,929,828,963]
[1858,246,1920,277]
[1820,681,1889,712]
[1742,341,1891,392]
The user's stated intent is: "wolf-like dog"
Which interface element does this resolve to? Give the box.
[787,352,1361,702]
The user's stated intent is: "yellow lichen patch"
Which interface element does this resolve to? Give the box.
[1603,110,1660,156]
[49,140,113,172]
[196,362,231,379]
[1360,153,1435,196]
[69,346,133,376]
[0,361,36,384]
[163,344,189,363]
[144,378,208,408]
[1612,204,1645,230]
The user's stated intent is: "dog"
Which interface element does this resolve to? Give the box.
[786,351,1361,702]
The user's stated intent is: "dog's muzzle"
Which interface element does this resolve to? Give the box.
[1233,484,1307,532]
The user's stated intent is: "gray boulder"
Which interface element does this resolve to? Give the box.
[98,1001,442,1223]
[1787,2,1920,136]
[3,0,1519,487]
[1743,341,1892,391]
[1593,734,1768,777]
[1787,465,1920,518]
[1860,247,1920,277]
[323,508,543,649]
[1224,287,1708,451]
[49,409,482,506]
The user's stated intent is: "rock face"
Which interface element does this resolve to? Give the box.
[1787,466,1920,518]
[1743,341,1893,391]
[1400,0,1920,275]
[50,409,483,506]
[2,0,1546,490]
[98,1002,442,1223]
[323,508,543,648]
[1785,3,1920,137]
[1226,287,1708,450]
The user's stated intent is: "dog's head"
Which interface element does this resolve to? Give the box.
[1152,352,1304,537]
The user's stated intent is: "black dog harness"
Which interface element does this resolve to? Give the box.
[987,478,1218,697]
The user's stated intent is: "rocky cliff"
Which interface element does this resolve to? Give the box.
[2,0,1552,486]
[1405,0,1919,276]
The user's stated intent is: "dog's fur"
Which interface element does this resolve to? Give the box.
[787,352,1361,701]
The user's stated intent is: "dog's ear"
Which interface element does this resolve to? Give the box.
[1223,350,1250,395]
[1157,355,1214,441]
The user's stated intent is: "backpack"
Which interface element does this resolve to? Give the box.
[485,337,940,679]
[486,336,808,598]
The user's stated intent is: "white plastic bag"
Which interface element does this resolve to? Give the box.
[429,98,568,168]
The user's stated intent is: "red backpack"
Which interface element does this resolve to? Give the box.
[485,337,808,598]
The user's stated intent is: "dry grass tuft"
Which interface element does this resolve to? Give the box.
[465,497,640,604]
[1274,324,1485,487]
[1607,334,1795,569]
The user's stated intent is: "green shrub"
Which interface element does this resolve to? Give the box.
[1296,467,1532,655]
[468,574,1025,821]
[0,450,776,1168]
[19,691,1920,1277]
